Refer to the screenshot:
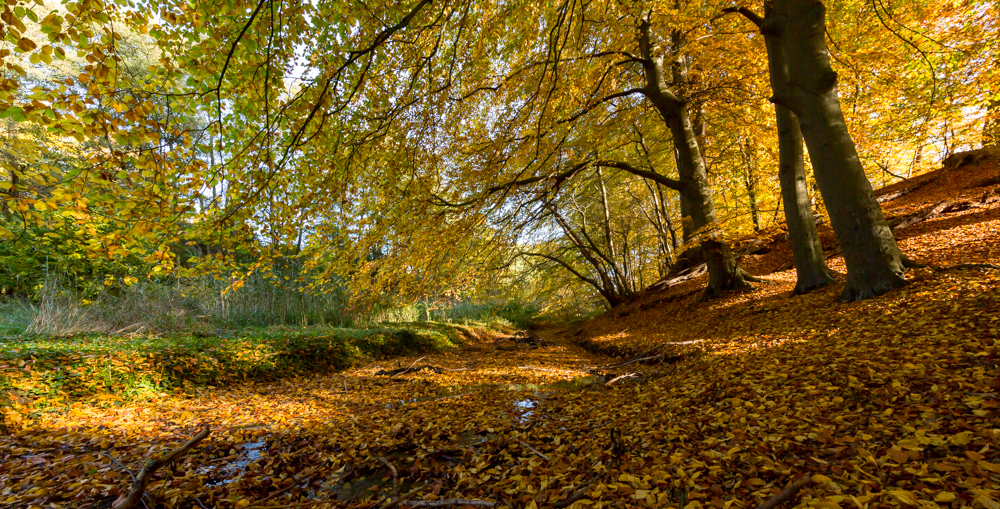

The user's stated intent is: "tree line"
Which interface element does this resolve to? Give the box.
[0,0,996,311]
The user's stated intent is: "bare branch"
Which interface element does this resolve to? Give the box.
[559,88,646,124]
[718,6,764,28]
[594,160,684,192]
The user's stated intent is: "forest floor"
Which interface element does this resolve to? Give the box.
[1,151,999,509]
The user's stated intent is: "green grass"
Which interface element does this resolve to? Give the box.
[0,322,488,412]
[0,299,31,336]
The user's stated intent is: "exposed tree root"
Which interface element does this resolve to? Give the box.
[699,268,758,301]
[877,176,936,203]
[838,272,908,302]
[791,269,837,295]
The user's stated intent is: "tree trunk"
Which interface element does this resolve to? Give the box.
[775,105,836,293]
[771,0,910,301]
[733,4,837,294]
[738,138,762,231]
[638,18,756,300]
[985,98,1000,148]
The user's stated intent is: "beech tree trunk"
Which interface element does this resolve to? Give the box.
[638,19,756,300]
[734,3,836,294]
[770,0,910,301]
[775,105,836,293]
[985,98,1000,148]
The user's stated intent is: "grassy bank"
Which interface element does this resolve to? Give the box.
[0,322,503,421]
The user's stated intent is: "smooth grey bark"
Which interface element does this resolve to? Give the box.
[657,186,681,254]
[729,4,837,294]
[768,0,911,301]
[775,105,836,293]
[636,18,757,300]
[738,139,762,231]
[678,194,694,242]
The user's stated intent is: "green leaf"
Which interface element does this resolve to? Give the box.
[0,108,26,122]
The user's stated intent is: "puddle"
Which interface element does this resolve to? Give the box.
[456,429,498,446]
[385,374,604,410]
[202,439,268,487]
[514,398,536,422]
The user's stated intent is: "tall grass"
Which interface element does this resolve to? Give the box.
[9,274,354,336]
[0,298,33,336]
[6,272,539,336]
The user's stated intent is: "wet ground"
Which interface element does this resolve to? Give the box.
[4,327,620,508]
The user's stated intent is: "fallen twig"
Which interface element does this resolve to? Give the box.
[379,456,399,498]
[401,499,496,508]
[98,451,137,482]
[946,263,1000,271]
[114,427,211,509]
[553,482,593,508]
[391,357,428,377]
[605,372,639,386]
[756,476,811,509]
[517,366,585,374]
[99,452,147,509]
[517,439,551,462]
[582,420,613,432]
[377,365,469,376]
[378,483,427,509]
[590,352,682,371]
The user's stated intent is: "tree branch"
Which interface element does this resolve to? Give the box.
[430,160,592,208]
[595,160,684,191]
[215,0,270,126]
[115,427,211,509]
[559,88,645,124]
[719,6,764,28]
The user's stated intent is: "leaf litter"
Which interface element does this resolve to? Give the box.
[1,159,999,508]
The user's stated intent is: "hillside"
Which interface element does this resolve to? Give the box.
[577,148,1000,358]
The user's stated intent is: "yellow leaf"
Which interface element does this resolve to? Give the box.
[235,500,250,508]
[888,449,909,464]
[973,490,1000,509]
[811,474,833,485]
[934,492,956,503]
[949,431,973,446]
[180,410,194,421]
[889,489,918,506]
[979,461,1000,474]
